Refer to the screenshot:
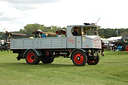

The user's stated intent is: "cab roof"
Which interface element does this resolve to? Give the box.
[67,24,100,28]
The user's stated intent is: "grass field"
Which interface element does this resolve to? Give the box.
[0,51,128,85]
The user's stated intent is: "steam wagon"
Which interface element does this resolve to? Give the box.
[10,23,101,66]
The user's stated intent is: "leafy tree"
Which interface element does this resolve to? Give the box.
[23,24,65,37]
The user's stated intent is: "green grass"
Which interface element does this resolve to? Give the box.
[0,51,128,85]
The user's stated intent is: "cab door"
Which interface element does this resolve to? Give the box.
[76,36,81,48]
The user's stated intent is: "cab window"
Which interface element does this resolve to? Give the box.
[71,27,81,36]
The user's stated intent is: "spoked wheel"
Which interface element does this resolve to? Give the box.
[41,52,54,64]
[72,51,87,66]
[25,50,40,65]
[87,54,99,65]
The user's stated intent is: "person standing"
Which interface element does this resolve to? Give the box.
[112,45,116,51]
[101,40,105,56]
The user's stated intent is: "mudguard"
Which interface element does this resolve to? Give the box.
[70,49,86,59]
[23,49,42,58]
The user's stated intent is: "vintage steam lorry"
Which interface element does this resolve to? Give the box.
[10,23,101,66]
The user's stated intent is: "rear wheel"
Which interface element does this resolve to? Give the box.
[87,54,99,65]
[41,52,54,64]
[41,57,54,64]
[25,50,40,64]
[72,51,87,66]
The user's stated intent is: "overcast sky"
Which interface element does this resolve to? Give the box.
[0,0,128,32]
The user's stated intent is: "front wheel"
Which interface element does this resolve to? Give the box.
[25,50,40,65]
[72,51,87,66]
[87,54,99,65]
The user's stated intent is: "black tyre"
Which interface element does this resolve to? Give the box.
[41,57,54,64]
[87,54,99,65]
[72,51,87,66]
[25,50,40,65]
[41,52,54,64]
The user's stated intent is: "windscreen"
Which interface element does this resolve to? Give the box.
[83,27,98,35]
[71,26,99,36]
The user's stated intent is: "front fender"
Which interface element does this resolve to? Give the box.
[70,49,86,60]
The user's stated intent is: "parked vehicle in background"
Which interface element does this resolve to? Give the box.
[112,34,128,51]
[0,31,26,51]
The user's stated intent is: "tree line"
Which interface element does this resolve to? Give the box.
[19,23,66,37]
[0,23,128,39]
[99,28,128,38]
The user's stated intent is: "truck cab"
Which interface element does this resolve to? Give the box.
[67,24,101,49]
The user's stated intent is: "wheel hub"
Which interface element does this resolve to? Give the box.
[27,53,35,63]
[31,56,34,59]
[77,56,81,61]
[74,53,84,64]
